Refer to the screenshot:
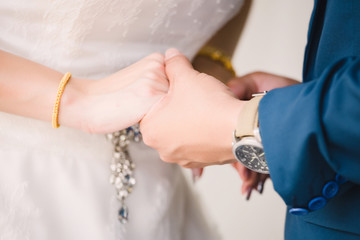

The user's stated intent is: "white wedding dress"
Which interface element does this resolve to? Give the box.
[0,0,243,239]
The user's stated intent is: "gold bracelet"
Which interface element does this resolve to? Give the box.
[52,72,72,128]
[197,45,236,76]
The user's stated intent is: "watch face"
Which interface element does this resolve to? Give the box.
[235,145,269,174]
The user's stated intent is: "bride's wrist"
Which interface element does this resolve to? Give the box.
[58,77,93,131]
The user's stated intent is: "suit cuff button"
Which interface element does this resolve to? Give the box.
[322,181,339,199]
[308,196,327,211]
[289,208,309,216]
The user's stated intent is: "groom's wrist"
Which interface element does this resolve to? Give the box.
[231,92,268,174]
[221,98,245,161]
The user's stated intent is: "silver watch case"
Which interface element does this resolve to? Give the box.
[232,132,269,174]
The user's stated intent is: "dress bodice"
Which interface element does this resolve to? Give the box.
[0,0,243,79]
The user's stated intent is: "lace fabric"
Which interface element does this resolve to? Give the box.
[1,0,242,77]
[0,182,39,240]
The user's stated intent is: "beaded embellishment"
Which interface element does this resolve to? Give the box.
[107,125,141,223]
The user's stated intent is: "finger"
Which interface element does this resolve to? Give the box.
[227,77,255,100]
[230,85,250,100]
[164,48,196,85]
[232,162,250,181]
[257,174,270,194]
[260,174,269,182]
[150,77,169,93]
[245,187,253,201]
[241,170,259,194]
[196,167,204,177]
[147,52,165,63]
[257,179,265,194]
[227,77,240,87]
[191,168,204,182]
[144,59,168,88]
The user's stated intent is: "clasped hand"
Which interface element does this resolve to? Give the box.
[140,49,298,166]
[70,48,297,196]
[138,48,298,196]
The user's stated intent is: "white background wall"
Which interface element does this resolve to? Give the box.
[191,1,314,240]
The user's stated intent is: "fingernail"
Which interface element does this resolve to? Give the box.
[165,48,181,60]
[245,188,252,201]
[257,181,264,194]
[192,168,202,183]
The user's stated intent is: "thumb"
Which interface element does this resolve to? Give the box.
[165,48,196,84]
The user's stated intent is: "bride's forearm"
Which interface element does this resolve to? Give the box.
[0,50,168,133]
[0,49,86,127]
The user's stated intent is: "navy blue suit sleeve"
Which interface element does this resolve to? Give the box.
[259,57,360,207]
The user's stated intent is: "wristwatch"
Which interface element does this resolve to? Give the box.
[232,92,269,174]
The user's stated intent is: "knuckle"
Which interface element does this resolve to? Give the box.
[144,71,158,80]
[145,53,165,65]
[149,60,165,72]
[149,52,165,61]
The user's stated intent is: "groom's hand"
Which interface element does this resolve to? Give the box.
[227,72,298,198]
[227,71,299,99]
[140,48,244,168]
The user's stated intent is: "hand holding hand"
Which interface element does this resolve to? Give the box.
[140,49,243,168]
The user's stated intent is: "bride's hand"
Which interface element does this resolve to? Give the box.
[61,53,168,134]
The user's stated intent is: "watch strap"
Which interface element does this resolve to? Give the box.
[235,95,263,138]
